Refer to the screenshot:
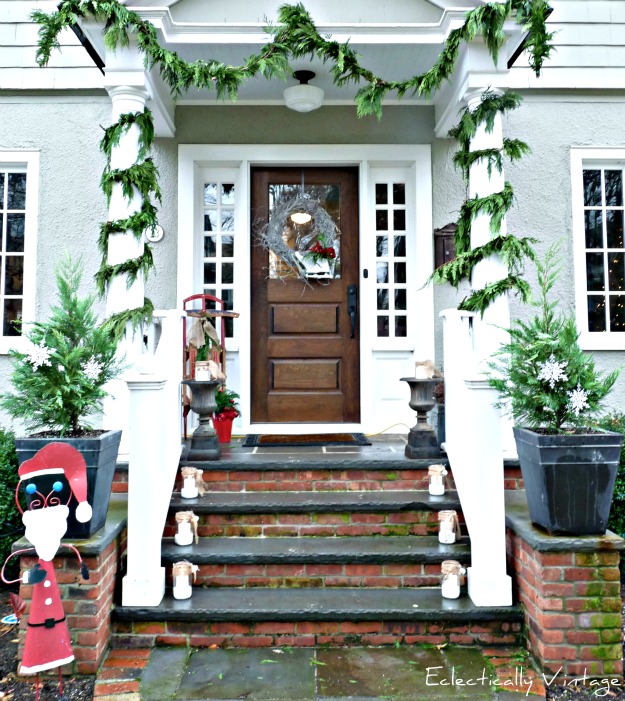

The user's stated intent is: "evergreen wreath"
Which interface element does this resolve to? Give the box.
[32,1,554,319]
[257,195,340,281]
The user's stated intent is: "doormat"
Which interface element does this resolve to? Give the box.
[242,433,372,448]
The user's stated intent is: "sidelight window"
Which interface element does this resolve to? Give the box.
[374,181,407,337]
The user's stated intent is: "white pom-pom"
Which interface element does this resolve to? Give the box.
[75,502,92,523]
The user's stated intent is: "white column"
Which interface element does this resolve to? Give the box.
[465,88,511,364]
[122,372,167,606]
[102,43,152,459]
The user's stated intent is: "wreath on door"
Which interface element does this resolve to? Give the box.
[257,194,340,281]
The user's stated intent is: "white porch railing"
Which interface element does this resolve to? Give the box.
[122,309,185,606]
[441,309,512,607]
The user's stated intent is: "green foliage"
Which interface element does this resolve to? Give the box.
[598,413,625,539]
[432,89,537,315]
[32,1,554,120]
[100,298,154,342]
[0,257,124,436]
[488,245,619,433]
[0,430,23,580]
[32,0,553,322]
[215,386,240,417]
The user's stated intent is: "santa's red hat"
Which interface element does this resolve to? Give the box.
[19,442,92,523]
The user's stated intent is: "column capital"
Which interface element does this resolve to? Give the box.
[464,87,504,111]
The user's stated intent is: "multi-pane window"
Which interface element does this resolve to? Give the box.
[582,168,625,333]
[375,182,407,337]
[0,169,26,336]
[203,181,235,337]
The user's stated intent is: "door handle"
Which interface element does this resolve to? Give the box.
[347,285,357,339]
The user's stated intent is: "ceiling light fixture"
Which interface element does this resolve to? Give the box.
[283,70,324,113]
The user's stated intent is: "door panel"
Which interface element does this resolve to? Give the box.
[251,167,360,423]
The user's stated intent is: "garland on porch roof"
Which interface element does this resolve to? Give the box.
[429,90,538,313]
[32,0,553,321]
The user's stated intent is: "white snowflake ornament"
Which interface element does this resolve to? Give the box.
[537,354,568,389]
[81,356,104,381]
[26,340,54,370]
[567,383,590,417]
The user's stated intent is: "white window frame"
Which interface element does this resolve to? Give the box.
[0,151,39,355]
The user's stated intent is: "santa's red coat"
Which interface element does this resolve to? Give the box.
[20,558,74,675]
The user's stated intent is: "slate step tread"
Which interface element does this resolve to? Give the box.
[170,490,461,513]
[160,536,471,564]
[114,587,522,622]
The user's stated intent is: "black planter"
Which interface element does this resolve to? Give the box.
[15,429,122,539]
[513,427,623,536]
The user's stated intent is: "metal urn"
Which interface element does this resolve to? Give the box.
[400,376,441,459]
[181,379,221,461]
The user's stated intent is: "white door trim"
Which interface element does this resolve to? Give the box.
[178,144,433,434]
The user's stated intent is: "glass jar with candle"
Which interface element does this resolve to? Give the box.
[438,510,460,544]
[174,510,199,546]
[172,560,198,600]
[180,467,203,499]
[441,560,466,599]
[428,464,447,496]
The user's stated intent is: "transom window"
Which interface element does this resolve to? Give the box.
[582,167,625,333]
[203,181,235,337]
[374,181,407,337]
[0,169,27,337]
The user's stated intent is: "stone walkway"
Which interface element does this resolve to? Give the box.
[93,645,546,700]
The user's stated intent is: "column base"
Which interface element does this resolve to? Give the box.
[467,567,512,607]
[187,431,221,461]
[122,568,165,607]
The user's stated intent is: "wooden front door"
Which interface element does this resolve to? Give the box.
[251,167,360,423]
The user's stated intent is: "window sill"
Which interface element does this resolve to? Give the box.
[578,332,625,352]
[0,337,29,356]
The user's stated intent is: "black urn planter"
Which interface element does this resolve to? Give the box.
[513,427,623,536]
[15,429,122,539]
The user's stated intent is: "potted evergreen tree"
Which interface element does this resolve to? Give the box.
[1,256,123,538]
[488,245,622,535]
[212,386,240,444]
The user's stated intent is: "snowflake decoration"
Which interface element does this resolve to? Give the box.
[537,354,568,389]
[567,383,590,417]
[26,340,54,370]
[81,356,104,381]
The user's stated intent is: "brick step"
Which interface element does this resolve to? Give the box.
[160,536,470,588]
[165,490,463,538]
[170,489,461,513]
[112,588,523,648]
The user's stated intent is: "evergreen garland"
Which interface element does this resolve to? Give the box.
[433,90,538,313]
[32,0,554,322]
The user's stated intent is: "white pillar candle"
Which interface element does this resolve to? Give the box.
[181,476,199,499]
[441,574,461,599]
[173,575,192,600]
[175,521,193,546]
[195,367,210,381]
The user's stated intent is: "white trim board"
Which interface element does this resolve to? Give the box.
[178,144,434,434]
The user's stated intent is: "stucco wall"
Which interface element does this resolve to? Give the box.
[504,95,625,413]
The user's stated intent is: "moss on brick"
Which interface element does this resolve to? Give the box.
[580,582,621,597]
[385,473,398,480]
[589,613,622,629]
[588,644,622,660]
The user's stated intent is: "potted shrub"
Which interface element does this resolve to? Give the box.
[0,256,124,538]
[488,245,622,535]
[212,386,240,444]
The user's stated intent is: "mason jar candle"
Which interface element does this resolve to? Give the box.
[438,510,460,544]
[428,464,447,496]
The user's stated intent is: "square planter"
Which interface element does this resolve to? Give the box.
[513,426,622,535]
[15,429,122,539]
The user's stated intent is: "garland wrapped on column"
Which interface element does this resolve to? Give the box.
[32,0,554,323]
[430,90,538,314]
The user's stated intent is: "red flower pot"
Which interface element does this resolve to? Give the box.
[212,417,234,443]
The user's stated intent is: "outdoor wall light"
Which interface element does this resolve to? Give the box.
[283,70,324,113]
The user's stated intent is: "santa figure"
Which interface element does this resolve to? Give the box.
[1,442,91,698]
